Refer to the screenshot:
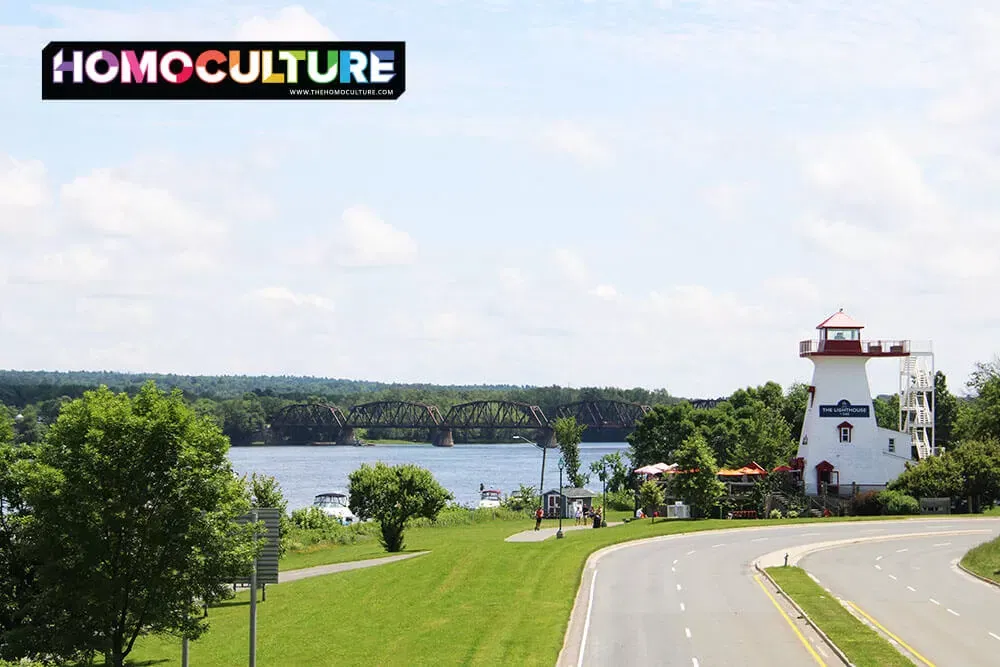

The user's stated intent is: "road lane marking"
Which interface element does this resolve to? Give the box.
[889,575,897,580]
[933,542,951,547]
[807,573,821,585]
[929,599,940,605]
[672,567,676,572]
[680,602,685,612]
[990,632,1000,641]
[896,548,908,553]
[692,659,699,667]
[845,601,935,667]
[753,575,826,666]
[687,550,696,555]
[801,532,820,536]
[685,627,691,638]
[875,555,883,561]
[712,543,725,548]
[576,569,598,667]
[907,586,916,592]
[677,584,682,591]
[673,559,679,565]
[875,565,882,570]
[751,537,768,542]
[862,528,886,532]
[947,608,959,616]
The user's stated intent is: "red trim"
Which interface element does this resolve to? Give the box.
[815,460,835,472]
[836,421,853,430]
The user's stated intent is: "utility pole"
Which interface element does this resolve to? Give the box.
[249,509,258,667]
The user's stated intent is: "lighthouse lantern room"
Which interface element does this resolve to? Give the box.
[795,310,920,496]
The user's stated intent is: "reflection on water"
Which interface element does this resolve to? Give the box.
[228,442,630,509]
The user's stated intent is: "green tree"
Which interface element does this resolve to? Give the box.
[781,383,810,443]
[889,453,964,499]
[874,394,899,430]
[726,401,795,471]
[957,376,1000,443]
[20,383,257,667]
[638,480,665,520]
[672,433,725,517]
[950,439,1000,512]
[348,462,452,552]
[0,408,11,445]
[590,451,630,493]
[245,473,291,558]
[12,407,43,446]
[967,356,1000,395]
[553,417,588,488]
[628,402,698,467]
[934,371,959,447]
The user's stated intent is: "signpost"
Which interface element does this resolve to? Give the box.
[235,508,281,667]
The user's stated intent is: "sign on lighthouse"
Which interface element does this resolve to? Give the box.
[793,310,918,496]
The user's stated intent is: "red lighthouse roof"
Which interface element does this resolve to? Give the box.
[816,309,863,330]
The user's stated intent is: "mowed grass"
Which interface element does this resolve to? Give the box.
[765,566,911,667]
[126,515,918,667]
[961,533,1000,583]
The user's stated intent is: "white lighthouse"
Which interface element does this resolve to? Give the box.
[793,310,917,496]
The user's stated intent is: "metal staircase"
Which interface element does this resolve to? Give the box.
[899,346,935,459]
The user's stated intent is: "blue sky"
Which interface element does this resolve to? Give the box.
[1,1,998,397]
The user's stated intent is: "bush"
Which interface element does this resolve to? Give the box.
[605,489,635,511]
[787,510,799,519]
[769,509,782,519]
[851,491,883,516]
[879,489,920,515]
[290,506,343,531]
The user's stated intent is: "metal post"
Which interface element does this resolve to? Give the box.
[249,509,258,667]
[557,465,564,539]
[602,470,607,528]
[539,444,547,509]
[182,638,189,667]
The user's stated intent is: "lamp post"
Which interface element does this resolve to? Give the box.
[513,434,546,509]
[557,456,565,539]
[600,462,608,528]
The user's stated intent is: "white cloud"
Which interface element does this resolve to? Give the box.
[0,157,51,234]
[250,287,334,311]
[540,121,612,165]
[234,6,337,41]
[590,284,618,300]
[553,248,588,283]
[336,206,418,267]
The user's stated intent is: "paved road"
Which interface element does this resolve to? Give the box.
[802,532,1000,667]
[562,518,1000,667]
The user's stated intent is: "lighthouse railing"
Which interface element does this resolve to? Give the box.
[799,339,912,355]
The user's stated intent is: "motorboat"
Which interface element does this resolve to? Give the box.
[477,488,503,509]
[312,492,359,525]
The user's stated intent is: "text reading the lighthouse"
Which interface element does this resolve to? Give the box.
[41,41,406,100]
[818,399,871,419]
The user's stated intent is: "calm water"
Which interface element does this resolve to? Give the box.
[229,442,630,510]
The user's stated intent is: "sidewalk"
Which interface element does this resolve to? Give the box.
[506,522,624,543]
[278,551,428,583]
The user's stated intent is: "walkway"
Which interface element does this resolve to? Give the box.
[506,522,624,543]
[278,551,428,583]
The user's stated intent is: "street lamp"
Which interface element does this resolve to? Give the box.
[557,456,565,539]
[599,462,608,528]
[513,434,546,510]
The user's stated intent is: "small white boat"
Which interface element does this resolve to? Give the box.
[312,492,359,525]
[477,488,503,509]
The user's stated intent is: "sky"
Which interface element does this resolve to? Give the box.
[1,1,998,398]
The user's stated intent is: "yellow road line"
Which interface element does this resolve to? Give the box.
[753,574,827,666]
[844,600,936,667]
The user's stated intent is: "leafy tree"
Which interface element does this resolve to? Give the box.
[781,383,810,443]
[628,402,698,467]
[726,401,795,471]
[348,462,452,552]
[690,404,739,465]
[11,407,43,446]
[889,453,964,499]
[20,383,257,667]
[502,484,538,512]
[967,356,1000,395]
[873,394,899,430]
[671,433,725,517]
[638,480,664,520]
[590,451,630,493]
[934,371,959,447]
[0,408,11,445]
[245,473,291,558]
[950,439,1000,512]
[957,376,1000,443]
[553,417,588,487]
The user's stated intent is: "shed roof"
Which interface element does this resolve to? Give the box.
[817,309,863,329]
[543,487,598,498]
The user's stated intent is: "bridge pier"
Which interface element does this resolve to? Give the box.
[536,428,556,448]
[335,428,357,446]
[432,428,454,447]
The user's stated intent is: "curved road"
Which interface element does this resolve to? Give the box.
[560,517,1000,667]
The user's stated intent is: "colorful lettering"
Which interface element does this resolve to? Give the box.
[195,50,227,84]
[230,50,260,84]
[160,50,194,84]
[306,50,338,84]
[122,51,158,83]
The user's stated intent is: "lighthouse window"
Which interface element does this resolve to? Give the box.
[889,438,895,453]
[826,328,860,341]
[840,427,852,443]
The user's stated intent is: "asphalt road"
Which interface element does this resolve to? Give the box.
[563,517,1000,667]
[802,531,1000,667]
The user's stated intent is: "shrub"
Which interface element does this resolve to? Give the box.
[290,506,343,531]
[787,510,799,518]
[605,489,635,511]
[879,489,920,515]
[769,508,782,519]
[851,490,883,516]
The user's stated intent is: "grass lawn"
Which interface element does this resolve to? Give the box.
[765,566,911,667]
[118,514,923,667]
[961,533,1000,583]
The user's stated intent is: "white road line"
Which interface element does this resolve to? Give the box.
[751,537,768,542]
[712,543,725,548]
[896,548,908,553]
[673,559,679,565]
[685,627,692,639]
[692,659,699,667]
[687,550,696,555]
[862,528,885,532]
[680,602,685,612]
[672,567,676,573]
[576,569,598,667]
[807,573,821,585]
[907,586,916,592]
[948,608,960,616]
[889,575,897,580]
[677,584,682,591]
[933,542,951,547]
[990,632,1000,641]
[930,598,940,605]
[876,555,883,561]
[801,532,820,536]
[875,565,882,570]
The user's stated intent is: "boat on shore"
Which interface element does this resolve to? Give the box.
[477,488,503,509]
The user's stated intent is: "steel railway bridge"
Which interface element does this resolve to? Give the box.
[265,397,728,447]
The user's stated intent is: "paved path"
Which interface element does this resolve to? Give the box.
[802,532,1000,666]
[278,551,428,583]
[558,517,1000,667]
[506,522,625,542]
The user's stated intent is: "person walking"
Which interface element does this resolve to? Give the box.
[575,506,583,526]
[535,507,544,531]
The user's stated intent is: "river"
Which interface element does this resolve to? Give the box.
[229,442,630,510]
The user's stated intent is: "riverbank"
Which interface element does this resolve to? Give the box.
[122,514,919,666]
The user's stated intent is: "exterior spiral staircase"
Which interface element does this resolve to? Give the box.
[899,348,935,459]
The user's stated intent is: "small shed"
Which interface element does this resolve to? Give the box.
[541,487,599,518]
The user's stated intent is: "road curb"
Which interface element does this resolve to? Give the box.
[754,562,854,667]
[957,559,1000,589]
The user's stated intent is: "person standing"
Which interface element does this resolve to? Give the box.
[535,507,544,531]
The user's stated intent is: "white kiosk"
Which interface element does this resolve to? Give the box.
[794,310,918,496]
